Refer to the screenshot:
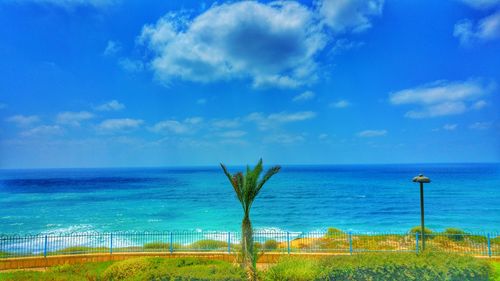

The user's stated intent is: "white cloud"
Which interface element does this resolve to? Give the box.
[267,111,317,122]
[469,121,492,130]
[460,0,500,10]
[103,40,121,56]
[97,118,143,132]
[472,100,488,109]
[318,133,329,140]
[246,111,316,130]
[264,133,305,144]
[358,129,387,137]
[139,1,327,88]
[184,117,203,125]
[56,111,94,126]
[292,91,315,102]
[21,125,63,137]
[211,118,241,129]
[95,100,125,111]
[150,117,202,134]
[443,124,458,131]
[330,99,350,108]
[218,130,247,138]
[318,0,384,33]
[389,79,495,118]
[151,120,188,134]
[454,11,500,45]
[404,102,468,118]
[6,115,39,127]
[330,39,365,54]
[118,58,144,72]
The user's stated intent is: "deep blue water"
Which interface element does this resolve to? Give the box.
[0,163,499,235]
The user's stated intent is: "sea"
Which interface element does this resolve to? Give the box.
[0,163,499,235]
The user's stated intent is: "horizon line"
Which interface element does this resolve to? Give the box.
[1,161,498,171]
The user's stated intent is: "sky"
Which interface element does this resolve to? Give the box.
[0,0,499,169]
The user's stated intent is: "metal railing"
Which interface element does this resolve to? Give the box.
[0,231,498,258]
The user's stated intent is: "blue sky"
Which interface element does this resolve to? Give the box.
[0,0,499,168]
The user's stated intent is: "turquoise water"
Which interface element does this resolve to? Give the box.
[0,163,499,235]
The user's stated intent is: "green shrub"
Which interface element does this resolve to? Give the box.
[53,246,108,254]
[264,252,492,281]
[493,236,500,243]
[443,228,467,241]
[409,226,433,235]
[467,234,487,244]
[189,239,228,250]
[264,256,321,281]
[143,241,182,250]
[325,227,344,238]
[102,257,153,280]
[102,257,245,281]
[264,239,278,250]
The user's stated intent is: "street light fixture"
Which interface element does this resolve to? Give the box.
[412,174,431,251]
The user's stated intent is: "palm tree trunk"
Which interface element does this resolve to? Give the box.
[242,214,256,280]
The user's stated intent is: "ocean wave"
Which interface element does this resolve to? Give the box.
[41,224,97,235]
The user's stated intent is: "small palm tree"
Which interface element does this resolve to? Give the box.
[220,159,280,280]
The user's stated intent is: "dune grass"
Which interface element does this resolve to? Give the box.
[1,227,496,258]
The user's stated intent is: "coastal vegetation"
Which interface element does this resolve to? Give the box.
[264,253,493,281]
[1,255,497,281]
[1,227,497,258]
[221,159,281,280]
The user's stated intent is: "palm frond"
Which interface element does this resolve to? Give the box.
[220,163,233,185]
[221,163,244,204]
[234,172,245,205]
[255,165,281,196]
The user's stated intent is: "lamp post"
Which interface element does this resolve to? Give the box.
[412,174,430,251]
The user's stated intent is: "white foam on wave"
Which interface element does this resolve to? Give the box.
[41,224,96,235]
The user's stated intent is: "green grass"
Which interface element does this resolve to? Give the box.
[263,256,321,281]
[0,257,245,281]
[102,257,245,280]
[492,262,500,281]
[0,261,113,281]
[1,255,498,281]
[265,252,492,281]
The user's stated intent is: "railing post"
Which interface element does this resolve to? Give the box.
[43,235,48,258]
[169,232,173,254]
[416,232,419,254]
[349,232,353,255]
[487,233,492,257]
[286,232,290,254]
[110,233,113,255]
[227,232,231,254]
